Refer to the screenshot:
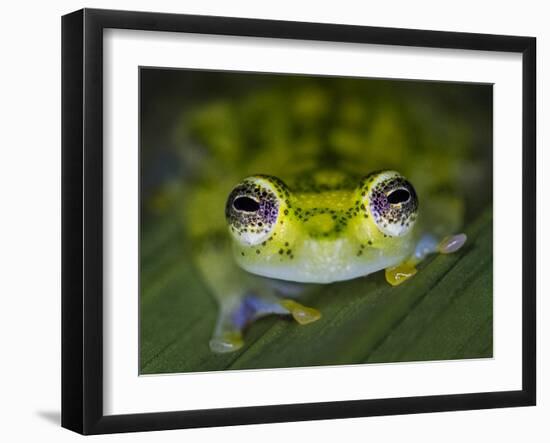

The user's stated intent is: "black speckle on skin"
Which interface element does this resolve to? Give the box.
[228,172,418,250]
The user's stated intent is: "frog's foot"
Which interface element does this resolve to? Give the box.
[414,233,467,261]
[385,233,467,287]
[209,330,244,354]
[437,233,468,254]
[209,294,321,353]
[280,299,322,325]
[385,261,418,286]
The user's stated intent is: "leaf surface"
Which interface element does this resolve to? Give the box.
[140,210,492,374]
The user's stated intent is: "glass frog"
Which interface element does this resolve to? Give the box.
[196,168,466,353]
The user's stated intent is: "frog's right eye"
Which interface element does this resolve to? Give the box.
[225,178,281,246]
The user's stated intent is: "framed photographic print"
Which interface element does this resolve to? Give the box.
[61,8,536,435]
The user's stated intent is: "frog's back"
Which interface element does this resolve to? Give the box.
[286,169,360,193]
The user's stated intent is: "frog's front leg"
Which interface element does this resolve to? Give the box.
[209,288,321,353]
[209,292,283,353]
[385,233,467,286]
[194,236,321,353]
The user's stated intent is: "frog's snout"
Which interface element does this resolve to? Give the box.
[303,213,336,237]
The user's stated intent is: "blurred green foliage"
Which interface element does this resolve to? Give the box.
[139,69,493,373]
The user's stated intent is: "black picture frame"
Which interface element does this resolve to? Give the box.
[61,8,536,435]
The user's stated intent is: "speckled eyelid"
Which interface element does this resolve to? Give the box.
[360,170,418,237]
[225,176,284,246]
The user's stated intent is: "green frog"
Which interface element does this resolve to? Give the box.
[157,77,481,354]
[197,168,465,353]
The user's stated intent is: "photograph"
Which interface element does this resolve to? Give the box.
[139,68,493,374]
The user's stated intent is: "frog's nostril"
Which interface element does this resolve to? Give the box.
[233,196,260,212]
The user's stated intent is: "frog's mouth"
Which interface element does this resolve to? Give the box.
[235,239,408,284]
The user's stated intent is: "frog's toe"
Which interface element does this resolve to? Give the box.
[385,262,418,286]
[209,331,244,353]
[438,233,467,254]
[280,299,321,325]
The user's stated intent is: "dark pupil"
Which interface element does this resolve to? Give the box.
[233,196,260,212]
[387,188,410,204]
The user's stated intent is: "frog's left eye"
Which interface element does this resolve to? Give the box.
[225,178,282,246]
[232,196,260,212]
[364,171,418,237]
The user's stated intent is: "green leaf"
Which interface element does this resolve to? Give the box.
[140,209,492,374]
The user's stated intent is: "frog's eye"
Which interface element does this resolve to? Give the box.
[387,188,411,204]
[225,177,282,246]
[232,196,260,212]
[363,171,418,237]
